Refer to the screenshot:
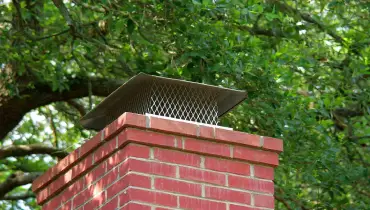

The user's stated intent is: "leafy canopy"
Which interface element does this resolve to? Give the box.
[0,0,369,209]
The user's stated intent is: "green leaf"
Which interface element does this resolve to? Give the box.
[127,18,135,35]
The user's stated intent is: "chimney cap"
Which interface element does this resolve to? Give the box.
[80,73,247,130]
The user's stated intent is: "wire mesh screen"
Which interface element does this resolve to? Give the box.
[105,80,219,125]
[148,81,219,125]
[105,85,151,124]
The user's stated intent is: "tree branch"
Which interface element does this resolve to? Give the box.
[25,0,43,34]
[267,0,346,45]
[276,187,309,210]
[11,0,25,30]
[48,109,59,149]
[1,192,34,200]
[275,194,293,210]
[358,190,370,198]
[334,108,364,118]
[0,172,41,199]
[0,144,69,159]
[0,76,125,141]
[51,0,75,27]
[33,29,70,41]
[234,24,285,37]
[72,0,107,13]
[350,135,370,140]
[66,99,87,116]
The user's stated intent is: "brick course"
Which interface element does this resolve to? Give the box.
[32,112,282,210]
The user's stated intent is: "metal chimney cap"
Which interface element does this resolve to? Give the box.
[80,73,247,131]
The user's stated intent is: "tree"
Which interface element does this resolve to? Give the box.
[0,0,369,209]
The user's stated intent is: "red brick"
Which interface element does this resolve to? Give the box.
[205,186,251,204]
[120,188,177,207]
[60,179,84,203]
[73,187,93,209]
[204,157,250,175]
[254,194,274,208]
[83,190,106,209]
[198,125,214,139]
[215,128,260,148]
[121,159,176,177]
[125,173,152,189]
[34,114,283,209]
[119,160,130,175]
[263,137,283,152]
[79,133,102,157]
[107,144,150,170]
[155,178,202,196]
[107,173,151,198]
[254,165,274,180]
[228,176,274,193]
[41,194,60,210]
[155,208,173,210]
[51,149,79,178]
[49,155,93,197]
[100,197,118,210]
[234,146,278,166]
[36,187,48,204]
[94,168,119,190]
[183,138,230,157]
[85,161,107,185]
[103,120,119,141]
[154,148,201,167]
[120,203,151,210]
[150,116,198,136]
[174,137,181,149]
[229,204,255,210]
[179,196,226,210]
[179,167,226,185]
[58,200,72,210]
[32,171,51,193]
[94,138,117,163]
[117,112,146,128]
[49,169,72,195]
[74,184,105,207]
[71,154,94,181]
[34,149,80,193]
[121,128,176,148]
[104,113,147,142]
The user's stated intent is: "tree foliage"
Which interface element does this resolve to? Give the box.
[0,0,369,209]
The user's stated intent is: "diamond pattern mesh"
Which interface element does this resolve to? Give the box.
[105,80,220,125]
[149,81,219,125]
[105,85,151,124]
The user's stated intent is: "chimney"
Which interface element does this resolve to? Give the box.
[32,73,283,210]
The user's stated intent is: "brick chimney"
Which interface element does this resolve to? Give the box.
[32,74,283,210]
